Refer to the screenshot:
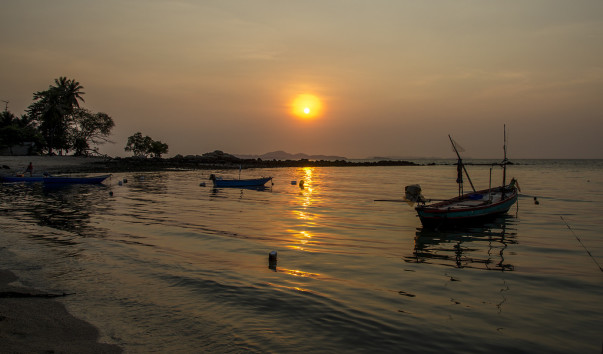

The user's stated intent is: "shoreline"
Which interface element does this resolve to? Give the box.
[0,155,423,175]
[0,268,121,353]
[0,155,536,177]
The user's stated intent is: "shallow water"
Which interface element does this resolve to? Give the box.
[1,161,602,353]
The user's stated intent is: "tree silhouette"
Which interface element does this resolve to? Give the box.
[0,110,42,155]
[149,140,169,158]
[69,108,115,156]
[125,132,168,158]
[28,77,85,154]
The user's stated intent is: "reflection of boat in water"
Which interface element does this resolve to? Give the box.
[405,216,516,271]
[209,185,272,200]
[0,180,113,237]
[1,174,111,184]
[209,174,272,188]
[409,127,519,229]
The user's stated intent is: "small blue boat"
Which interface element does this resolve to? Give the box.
[1,174,111,184]
[209,174,272,188]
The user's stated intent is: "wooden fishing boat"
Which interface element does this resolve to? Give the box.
[209,174,272,188]
[1,174,111,184]
[415,183,518,228]
[410,126,519,228]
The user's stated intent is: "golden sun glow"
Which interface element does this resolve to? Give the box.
[291,94,322,119]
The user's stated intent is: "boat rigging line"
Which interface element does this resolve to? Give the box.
[449,135,476,195]
[560,216,603,273]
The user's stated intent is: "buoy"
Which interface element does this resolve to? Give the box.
[123,178,128,183]
[268,251,277,271]
[534,197,539,205]
[291,180,296,185]
[269,250,277,261]
[118,180,123,186]
[109,191,113,196]
[199,182,206,187]
[299,180,304,189]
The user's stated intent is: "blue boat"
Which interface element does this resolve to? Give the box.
[1,174,111,184]
[209,174,272,188]
[410,126,519,228]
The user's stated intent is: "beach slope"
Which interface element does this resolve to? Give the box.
[0,269,121,353]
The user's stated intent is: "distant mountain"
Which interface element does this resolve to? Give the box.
[361,155,445,161]
[235,150,347,161]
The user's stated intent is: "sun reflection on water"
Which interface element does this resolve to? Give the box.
[287,167,319,251]
[279,268,320,278]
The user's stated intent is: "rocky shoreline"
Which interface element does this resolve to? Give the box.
[93,155,421,173]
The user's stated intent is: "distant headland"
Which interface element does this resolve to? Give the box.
[234,150,348,161]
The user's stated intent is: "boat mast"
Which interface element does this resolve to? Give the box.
[502,125,507,187]
[449,135,476,195]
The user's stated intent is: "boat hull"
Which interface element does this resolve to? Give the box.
[212,177,272,188]
[1,174,111,184]
[416,186,518,228]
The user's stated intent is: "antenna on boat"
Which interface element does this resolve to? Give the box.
[448,135,476,195]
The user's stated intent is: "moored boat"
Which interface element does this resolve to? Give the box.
[1,174,111,184]
[415,183,518,228]
[209,174,272,188]
[410,126,519,228]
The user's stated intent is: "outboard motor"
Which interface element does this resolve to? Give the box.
[405,184,426,203]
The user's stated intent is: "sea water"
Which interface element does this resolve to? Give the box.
[1,160,602,353]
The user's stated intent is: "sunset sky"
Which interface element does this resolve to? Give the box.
[1,0,602,159]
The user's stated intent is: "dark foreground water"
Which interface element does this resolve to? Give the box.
[1,160,602,353]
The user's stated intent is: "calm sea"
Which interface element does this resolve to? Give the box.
[1,160,602,353]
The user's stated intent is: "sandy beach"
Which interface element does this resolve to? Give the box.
[0,269,121,353]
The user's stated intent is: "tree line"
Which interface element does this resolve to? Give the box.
[0,77,168,157]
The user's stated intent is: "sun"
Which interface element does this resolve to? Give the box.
[291,94,322,119]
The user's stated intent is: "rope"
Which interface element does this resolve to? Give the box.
[560,216,603,273]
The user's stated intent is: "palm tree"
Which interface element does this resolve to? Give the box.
[28,77,85,154]
[54,76,85,110]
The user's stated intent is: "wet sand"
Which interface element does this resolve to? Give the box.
[0,269,121,353]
